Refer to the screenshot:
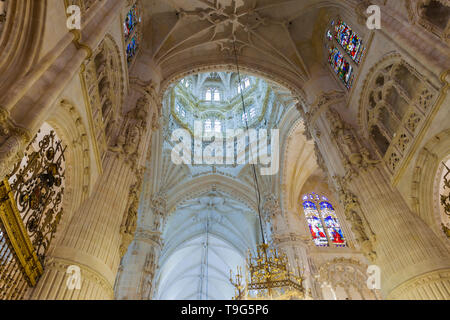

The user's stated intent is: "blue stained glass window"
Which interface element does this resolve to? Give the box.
[328,47,354,89]
[124,3,141,65]
[124,4,140,41]
[326,30,333,41]
[303,201,329,247]
[325,19,366,90]
[302,193,346,247]
[320,201,346,247]
[333,20,366,64]
[126,36,138,63]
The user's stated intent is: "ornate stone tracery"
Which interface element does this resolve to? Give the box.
[359,54,439,177]
[316,258,378,300]
[334,177,377,262]
[0,0,447,301]
[405,0,450,43]
[81,35,125,160]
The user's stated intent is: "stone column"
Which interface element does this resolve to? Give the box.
[30,151,137,299]
[114,228,163,300]
[303,103,450,299]
[0,0,126,179]
[114,192,168,300]
[264,195,316,298]
[29,97,151,300]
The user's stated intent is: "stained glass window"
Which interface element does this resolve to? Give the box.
[332,20,366,64]
[325,19,365,90]
[124,4,140,41]
[126,36,139,64]
[319,201,346,247]
[302,193,346,247]
[328,47,354,89]
[124,3,141,65]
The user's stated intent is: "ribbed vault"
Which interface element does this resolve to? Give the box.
[154,191,259,300]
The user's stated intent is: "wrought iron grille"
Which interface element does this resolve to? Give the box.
[440,162,450,217]
[0,228,29,300]
[8,129,66,263]
[0,128,66,299]
[441,162,450,239]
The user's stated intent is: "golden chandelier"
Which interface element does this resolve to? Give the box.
[230,243,310,300]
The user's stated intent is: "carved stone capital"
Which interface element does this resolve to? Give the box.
[326,108,379,181]
[334,176,377,262]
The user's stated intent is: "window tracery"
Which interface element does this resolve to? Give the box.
[417,0,450,42]
[205,88,221,102]
[325,19,366,90]
[82,36,123,159]
[302,193,346,247]
[362,57,438,175]
[168,72,280,136]
[124,2,142,65]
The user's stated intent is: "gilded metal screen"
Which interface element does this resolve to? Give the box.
[0,127,65,299]
[0,226,29,300]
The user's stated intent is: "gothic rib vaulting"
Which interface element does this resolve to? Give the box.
[0,0,449,301]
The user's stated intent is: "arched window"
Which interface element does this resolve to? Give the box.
[325,19,366,89]
[214,120,222,133]
[205,88,221,101]
[213,90,221,101]
[124,3,141,65]
[204,119,212,133]
[237,78,251,93]
[205,89,212,101]
[302,193,346,247]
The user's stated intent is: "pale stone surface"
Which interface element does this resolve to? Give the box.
[0,0,448,300]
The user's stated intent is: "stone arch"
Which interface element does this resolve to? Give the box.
[358,52,439,174]
[85,34,125,159]
[44,99,92,257]
[317,258,378,300]
[167,174,259,215]
[157,61,308,110]
[411,129,450,240]
[279,111,317,216]
[406,0,450,42]
[0,0,46,94]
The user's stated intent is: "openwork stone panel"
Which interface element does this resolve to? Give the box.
[81,35,124,160]
[361,56,439,176]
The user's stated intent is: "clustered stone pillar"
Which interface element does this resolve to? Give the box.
[264,195,317,298]
[114,191,168,300]
[114,228,163,300]
[30,151,137,299]
[305,102,450,299]
[30,97,152,300]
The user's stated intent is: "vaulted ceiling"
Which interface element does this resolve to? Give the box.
[154,191,259,300]
[140,0,344,91]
